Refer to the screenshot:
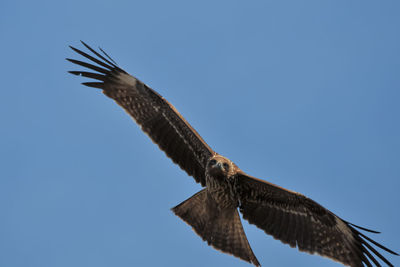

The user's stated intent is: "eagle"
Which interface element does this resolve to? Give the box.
[67,41,397,267]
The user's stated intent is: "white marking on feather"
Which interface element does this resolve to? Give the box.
[161,111,202,166]
[117,73,137,86]
[335,217,353,240]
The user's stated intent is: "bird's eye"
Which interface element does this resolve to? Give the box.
[223,163,229,170]
[210,159,217,165]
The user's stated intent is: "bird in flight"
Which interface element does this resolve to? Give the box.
[67,41,397,267]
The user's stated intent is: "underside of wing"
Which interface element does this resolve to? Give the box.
[235,172,398,267]
[67,41,214,186]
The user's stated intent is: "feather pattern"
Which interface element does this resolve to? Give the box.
[67,41,214,186]
[235,172,398,266]
[172,189,260,266]
[67,42,398,267]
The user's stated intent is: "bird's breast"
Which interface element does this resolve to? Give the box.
[205,173,237,210]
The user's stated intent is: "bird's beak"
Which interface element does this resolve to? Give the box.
[215,162,223,170]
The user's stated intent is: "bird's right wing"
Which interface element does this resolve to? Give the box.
[234,172,398,267]
[67,42,214,186]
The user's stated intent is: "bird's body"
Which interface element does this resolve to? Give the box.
[67,42,398,267]
[173,155,260,266]
[205,156,237,209]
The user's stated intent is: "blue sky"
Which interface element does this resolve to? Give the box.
[1,1,399,266]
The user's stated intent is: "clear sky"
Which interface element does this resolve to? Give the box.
[1,1,399,266]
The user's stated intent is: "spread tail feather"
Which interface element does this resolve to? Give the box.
[172,189,260,266]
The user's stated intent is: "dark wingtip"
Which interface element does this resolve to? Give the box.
[69,45,79,53]
[79,41,119,68]
[68,46,81,58]
[82,82,104,89]
[351,223,381,234]
[80,40,90,50]
[68,71,81,76]
[99,46,118,65]
[80,40,89,46]
[343,220,381,234]
[66,58,109,74]
[352,226,400,256]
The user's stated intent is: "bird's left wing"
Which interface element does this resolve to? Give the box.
[67,42,214,186]
[234,172,398,267]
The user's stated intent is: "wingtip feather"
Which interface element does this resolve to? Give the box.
[68,71,81,76]
[347,221,381,234]
[81,82,104,89]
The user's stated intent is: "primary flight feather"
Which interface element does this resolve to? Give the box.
[67,41,397,267]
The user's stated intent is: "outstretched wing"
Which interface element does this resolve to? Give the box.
[67,41,214,186]
[235,172,398,267]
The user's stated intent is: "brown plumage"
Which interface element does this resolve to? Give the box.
[67,41,398,267]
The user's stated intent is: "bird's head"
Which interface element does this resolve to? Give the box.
[207,155,235,178]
